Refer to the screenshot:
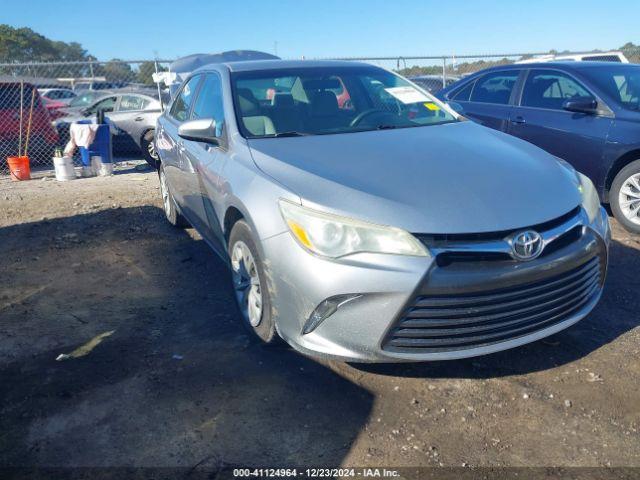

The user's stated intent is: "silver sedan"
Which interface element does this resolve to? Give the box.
[155,60,610,362]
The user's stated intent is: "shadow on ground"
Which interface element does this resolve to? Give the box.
[0,207,373,468]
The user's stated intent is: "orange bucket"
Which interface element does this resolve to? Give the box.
[7,156,31,181]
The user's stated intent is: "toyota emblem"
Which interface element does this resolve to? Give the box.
[509,230,544,261]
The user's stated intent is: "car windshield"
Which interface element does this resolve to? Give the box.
[69,92,102,107]
[588,66,640,111]
[231,66,457,138]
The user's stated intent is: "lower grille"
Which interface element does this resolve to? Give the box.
[383,256,602,353]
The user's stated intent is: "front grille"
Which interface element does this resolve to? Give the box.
[383,256,602,353]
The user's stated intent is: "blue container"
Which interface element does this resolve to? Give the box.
[79,146,91,166]
[75,120,113,164]
[90,124,113,163]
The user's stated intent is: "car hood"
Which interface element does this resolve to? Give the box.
[247,121,581,234]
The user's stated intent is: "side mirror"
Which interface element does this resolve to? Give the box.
[562,98,598,114]
[178,118,219,145]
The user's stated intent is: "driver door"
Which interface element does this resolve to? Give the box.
[180,72,228,257]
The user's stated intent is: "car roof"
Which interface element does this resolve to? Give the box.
[196,59,373,73]
[478,61,638,72]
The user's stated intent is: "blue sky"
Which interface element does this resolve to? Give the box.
[5,0,639,60]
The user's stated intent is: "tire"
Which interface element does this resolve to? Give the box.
[610,159,640,234]
[228,220,279,344]
[141,130,159,169]
[158,163,188,228]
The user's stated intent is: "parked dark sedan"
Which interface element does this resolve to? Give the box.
[437,62,640,233]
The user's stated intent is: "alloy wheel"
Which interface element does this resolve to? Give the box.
[159,169,171,218]
[147,139,158,160]
[231,241,263,327]
[618,172,640,226]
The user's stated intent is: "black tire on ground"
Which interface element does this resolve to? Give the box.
[610,159,640,234]
[141,130,159,169]
[228,219,279,344]
[159,163,188,228]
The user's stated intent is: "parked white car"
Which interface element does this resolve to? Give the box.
[517,51,629,64]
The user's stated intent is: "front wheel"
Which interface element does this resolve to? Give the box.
[610,160,640,234]
[159,163,188,228]
[228,220,279,344]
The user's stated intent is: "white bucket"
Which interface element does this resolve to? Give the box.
[91,156,114,177]
[53,156,76,181]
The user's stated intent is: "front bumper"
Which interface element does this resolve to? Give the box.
[261,207,610,362]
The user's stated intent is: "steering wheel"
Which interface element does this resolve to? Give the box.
[349,109,392,127]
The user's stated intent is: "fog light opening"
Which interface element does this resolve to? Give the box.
[302,294,362,335]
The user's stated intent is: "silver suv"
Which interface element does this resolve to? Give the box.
[155,60,610,362]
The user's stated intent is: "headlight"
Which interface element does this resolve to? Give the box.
[555,158,600,224]
[279,199,429,258]
[577,172,600,223]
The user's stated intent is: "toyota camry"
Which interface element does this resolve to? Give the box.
[155,60,610,362]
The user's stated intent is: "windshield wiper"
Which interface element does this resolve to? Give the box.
[376,124,420,130]
[271,131,310,137]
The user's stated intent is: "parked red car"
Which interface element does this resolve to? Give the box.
[0,82,59,167]
[41,96,68,120]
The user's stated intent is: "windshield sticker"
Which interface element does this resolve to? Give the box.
[424,102,441,111]
[384,86,431,104]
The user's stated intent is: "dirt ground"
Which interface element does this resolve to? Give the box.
[1,163,639,473]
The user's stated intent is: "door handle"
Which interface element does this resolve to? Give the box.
[134,116,144,121]
[511,116,526,125]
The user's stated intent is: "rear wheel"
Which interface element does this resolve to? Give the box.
[159,163,188,228]
[228,220,278,343]
[141,130,159,169]
[610,160,640,234]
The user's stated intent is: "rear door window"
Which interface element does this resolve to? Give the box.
[119,95,148,111]
[470,71,519,105]
[521,70,594,110]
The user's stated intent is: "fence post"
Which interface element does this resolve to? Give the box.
[154,60,164,111]
[442,57,447,88]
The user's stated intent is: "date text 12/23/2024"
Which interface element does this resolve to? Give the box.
[233,468,400,478]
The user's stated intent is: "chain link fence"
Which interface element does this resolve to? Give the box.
[0,60,171,175]
[324,48,640,91]
[1,50,639,175]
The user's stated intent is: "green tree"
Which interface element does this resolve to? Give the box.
[0,24,91,62]
[137,61,166,86]
[100,59,134,82]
